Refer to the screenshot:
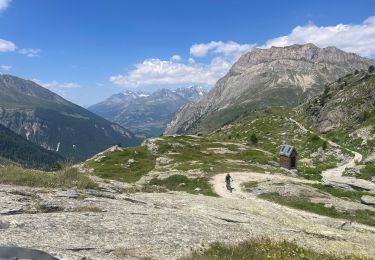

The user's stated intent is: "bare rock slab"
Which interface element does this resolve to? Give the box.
[361,195,375,206]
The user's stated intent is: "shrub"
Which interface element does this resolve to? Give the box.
[250,133,258,145]
[369,65,375,73]
[322,141,328,150]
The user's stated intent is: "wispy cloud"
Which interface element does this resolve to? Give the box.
[19,48,41,57]
[33,79,80,96]
[190,41,254,58]
[0,0,11,12]
[0,65,12,71]
[0,38,16,52]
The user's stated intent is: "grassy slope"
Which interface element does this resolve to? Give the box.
[85,146,156,183]
[0,166,97,189]
[209,107,345,180]
[259,192,375,227]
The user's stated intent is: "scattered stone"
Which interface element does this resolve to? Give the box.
[194,188,201,192]
[0,220,10,229]
[128,158,135,164]
[361,195,375,206]
[37,202,62,213]
[324,203,333,208]
[344,167,360,177]
[339,221,352,231]
[156,157,173,165]
[179,183,186,187]
[364,152,375,164]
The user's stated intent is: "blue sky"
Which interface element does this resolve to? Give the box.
[0,0,375,107]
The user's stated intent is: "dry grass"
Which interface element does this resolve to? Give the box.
[0,165,98,189]
[183,237,369,260]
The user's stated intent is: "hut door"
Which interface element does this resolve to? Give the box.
[290,156,296,168]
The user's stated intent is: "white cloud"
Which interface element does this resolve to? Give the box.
[110,57,234,87]
[0,65,12,71]
[0,0,11,12]
[170,55,182,62]
[190,41,254,58]
[262,16,375,57]
[0,38,16,52]
[111,41,253,87]
[33,79,80,95]
[19,48,41,57]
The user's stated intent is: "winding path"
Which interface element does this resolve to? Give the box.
[289,118,375,192]
[212,118,375,199]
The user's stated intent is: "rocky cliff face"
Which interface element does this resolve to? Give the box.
[164,44,375,135]
[89,86,207,137]
[305,70,375,133]
[0,75,140,161]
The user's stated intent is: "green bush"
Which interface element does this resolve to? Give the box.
[358,165,375,180]
[250,133,258,145]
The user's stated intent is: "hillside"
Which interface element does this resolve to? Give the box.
[165,43,375,135]
[0,74,140,161]
[89,86,207,137]
[301,70,375,142]
[303,68,375,181]
[0,124,64,169]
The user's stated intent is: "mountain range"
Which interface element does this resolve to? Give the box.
[164,43,375,135]
[0,74,140,161]
[88,86,207,137]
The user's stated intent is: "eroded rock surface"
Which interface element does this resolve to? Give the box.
[0,180,375,259]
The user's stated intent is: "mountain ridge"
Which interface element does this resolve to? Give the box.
[164,43,375,135]
[0,74,140,161]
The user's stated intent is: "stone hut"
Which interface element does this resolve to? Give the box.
[279,144,297,169]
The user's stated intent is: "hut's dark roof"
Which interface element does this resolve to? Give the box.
[279,144,296,157]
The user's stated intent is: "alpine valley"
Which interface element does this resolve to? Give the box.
[88,86,207,137]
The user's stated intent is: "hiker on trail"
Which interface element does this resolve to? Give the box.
[225,173,234,193]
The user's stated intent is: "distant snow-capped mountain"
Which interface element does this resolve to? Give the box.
[88,86,208,137]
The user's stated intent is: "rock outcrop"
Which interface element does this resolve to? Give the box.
[305,70,375,133]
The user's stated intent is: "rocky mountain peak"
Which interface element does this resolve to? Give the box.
[165,44,375,135]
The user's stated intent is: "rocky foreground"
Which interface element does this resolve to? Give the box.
[0,175,375,260]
